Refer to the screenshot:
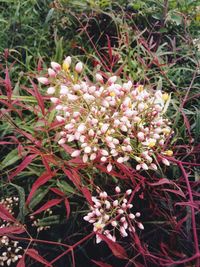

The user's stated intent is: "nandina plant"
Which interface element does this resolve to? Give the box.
[0,54,199,266]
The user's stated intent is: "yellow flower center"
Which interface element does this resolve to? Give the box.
[137,85,144,92]
[162,93,169,101]
[164,150,173,156]
[148,141,156,148]
[110,92,116,97]
[62,62,70,72]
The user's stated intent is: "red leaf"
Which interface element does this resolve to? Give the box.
[62,168,81,188]
[0,204,16,222]
[0,226,25,235]
[81,187,93,206]
[26,171,56,204]
[31,198,62,216]
[161,188,185,198]
[92,260,112,267]
[37,57,43,72]
[61,144,75,154]
[26,249,52,266]
[50,187,65,197]
[175,201,199,209]
[30,80,45,115]
[16,256,25,267]
[0,141,15,145]
[5,67,12,100]
[98,234,127,259]
[147,178,173,187]
[9,154,37,180]
[64,198,70,220]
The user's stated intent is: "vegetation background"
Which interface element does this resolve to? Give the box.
[0,0,200,266]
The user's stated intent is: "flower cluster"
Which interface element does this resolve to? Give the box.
[0,197,23,266]
[0,197,19,216]
[38,57,173,171]
[0,237,23,266]
[83,187,143,243]
[29,208,53,232]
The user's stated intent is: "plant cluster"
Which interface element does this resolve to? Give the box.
[38,57,173,173]
[84,187,143,243]
[0,0,200,266]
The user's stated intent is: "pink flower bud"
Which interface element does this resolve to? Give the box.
[117,157,124,163]
[121,125,128,132]
[75,62,83,73]
[138,222,144,230]
[162,158,170,166]
[56,115,65,122]
[117,209,124,214]
[101,149,109,156]
[136,212,141,217]
[136,164,142,171]
[83,216,90,221]
[105,200,111,209]
[108,76,117,84]
[115,186,121,193]
[87,129,94,137]
[48,68,56,77]
[120,217,126,223]
[104,214,110,221]
[150,163,158,170]
[84,146,91,154]
[126,189,132,195]
[101,124,109,134]
[58,138,66,145]
[101,157,107,162]
[37,77,49,85]
[111,221,117,227]
[67,135,75,142]
[96,73,104,82]
[90,153,96,160]
[122,203,127,209]
[95,209,101,217]
[123,221,128,229]
[71,150,81,157]
[141,163,148,170]
[47,87,55,94]
[51,61,61,71]
[77,124,86,133]
[137,132,145,141]
[129,213,135,219]
[60,85,69,95]
[120,226,128,237]
[63,56,71,67]
[107,163,112,172]
[50,97,59,104]
[82,154,88,163]
[113,200,118,207]
[138,103,145,111]
[100,191,107,198]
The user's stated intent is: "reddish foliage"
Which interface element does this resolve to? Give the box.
[97,234,128,259]
[31,198,62,216]
[9,154,37,180]
[92,260,113,267]
[26,249,52,266]
[0,204,16,222]
[26,171,56,204]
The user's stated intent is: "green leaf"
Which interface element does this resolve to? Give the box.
[10,183,26,222]
[29,188,49,210]
[37,215,60,226]
[57,180,76,195]
[0,149,20,170]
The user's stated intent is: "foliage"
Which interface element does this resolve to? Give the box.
[0,0,200,266]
